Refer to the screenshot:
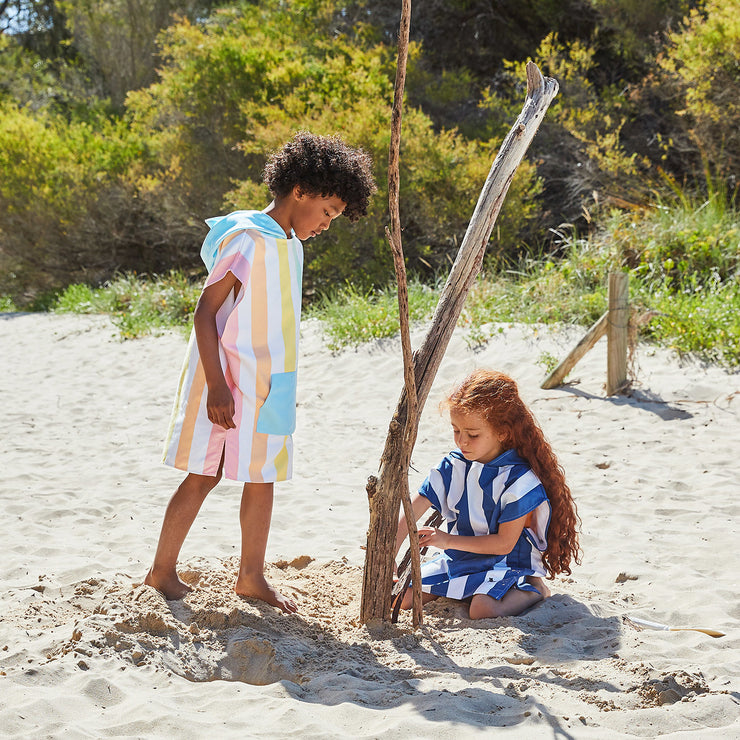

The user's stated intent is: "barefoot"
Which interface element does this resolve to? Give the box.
[234,573,297,614]
[144,567,192,600]
[527,575,551,599]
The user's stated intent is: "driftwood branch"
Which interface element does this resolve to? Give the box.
[384,0,424,628]
[361,61,559,624]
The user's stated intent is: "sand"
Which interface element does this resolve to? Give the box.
[1,311,738,738]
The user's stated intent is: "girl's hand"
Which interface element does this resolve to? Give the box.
[417,526,448,550]
[206,382,236,429]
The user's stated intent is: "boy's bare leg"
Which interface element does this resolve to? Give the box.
[234,482,298,614]
[144,472,219,599]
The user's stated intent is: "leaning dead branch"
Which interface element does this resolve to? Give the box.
[361,61,559,625]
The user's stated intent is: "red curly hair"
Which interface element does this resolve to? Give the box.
[444,369,581,578]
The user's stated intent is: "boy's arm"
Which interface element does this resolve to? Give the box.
[417,513,531,556]
[193,273,241,430]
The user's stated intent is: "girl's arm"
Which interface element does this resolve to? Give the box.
[418,512,532,556]
[193,272,241,430]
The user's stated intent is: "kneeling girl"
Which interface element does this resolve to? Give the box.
[395,369,581,619]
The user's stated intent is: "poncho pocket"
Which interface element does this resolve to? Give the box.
[256,371,297,435]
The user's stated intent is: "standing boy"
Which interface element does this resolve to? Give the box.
[145,132,376,611]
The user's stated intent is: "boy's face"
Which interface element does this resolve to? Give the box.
[291,189,346,240]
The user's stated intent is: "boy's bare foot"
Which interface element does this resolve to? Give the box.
[144,567,192,600]
[234,573,298,614]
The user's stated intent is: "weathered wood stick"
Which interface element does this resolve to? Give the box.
[361,61,559,625]
[627,616,725,638]
[391,510,442,623]
[541,311,608,389]
[606,271,629,395]
[383,0,424,629]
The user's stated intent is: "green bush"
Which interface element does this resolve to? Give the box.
[130,0,546,293]
[0,101,198,303]
[604,186,740,289]
[657,0,740,180]
[635,278,740,366]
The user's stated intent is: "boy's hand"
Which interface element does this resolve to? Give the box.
[206,382,236,429]
[417,526,448,550]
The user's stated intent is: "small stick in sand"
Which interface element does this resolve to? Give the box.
[626,616,725,638]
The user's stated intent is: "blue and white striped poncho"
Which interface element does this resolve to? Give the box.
[419,448,552,601]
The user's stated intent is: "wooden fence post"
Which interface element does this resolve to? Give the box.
[606,271,629,395]
[541,312,608,390]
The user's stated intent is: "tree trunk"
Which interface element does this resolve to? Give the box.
[360,61,559,624]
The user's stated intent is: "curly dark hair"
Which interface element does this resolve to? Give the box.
[262,131,377,222]
[443,369,582,578]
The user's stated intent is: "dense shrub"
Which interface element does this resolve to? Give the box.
[656,0,740,184]
[124,0,545,292]
[0,101,203,301]
[1,0,739,342]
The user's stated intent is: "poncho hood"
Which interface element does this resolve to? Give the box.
[449,448,525,468]
[200,210,293,271]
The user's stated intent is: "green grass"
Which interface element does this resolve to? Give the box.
[633,277,740,367]
[0,295,18,312]
[11,193,738,369]
[305,279,441,351]
[52,270,201,339]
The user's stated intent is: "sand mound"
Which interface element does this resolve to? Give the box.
[4,555,728,734]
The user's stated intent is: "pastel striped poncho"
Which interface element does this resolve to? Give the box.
[163,211,303,483]
[419,449,552,600]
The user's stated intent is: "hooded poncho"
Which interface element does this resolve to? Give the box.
[163,211,303,482]
[418,448,552,600]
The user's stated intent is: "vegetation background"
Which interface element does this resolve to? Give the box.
[1,0,738,366]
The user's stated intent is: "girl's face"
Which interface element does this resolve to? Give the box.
[290,189,346,240]
[449,408,506,464]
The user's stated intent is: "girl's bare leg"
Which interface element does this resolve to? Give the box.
[526,575,551,599]
[234,482,297,614]
[399,588,438,610]
[469,588,543,619]
[145,472,219,599]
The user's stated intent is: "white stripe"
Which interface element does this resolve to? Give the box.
[237,396,257,480]
[466,462,488,535]
[420,557,449,583]
[162,334,196,464]
[447,457,467,521]
[264,239,287,374]
[261,435,282,480]
[500,469,540,509]
[446,575,469,600]
[490,464,508,504]
[183,383,209,472]
[472,570,505,595]
[528,500,550,549]
[289,239,303,363]
[528,547,546,576]
[429,468,455,522]
[236,247,258,393]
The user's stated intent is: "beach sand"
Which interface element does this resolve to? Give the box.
[1,311,738,738]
